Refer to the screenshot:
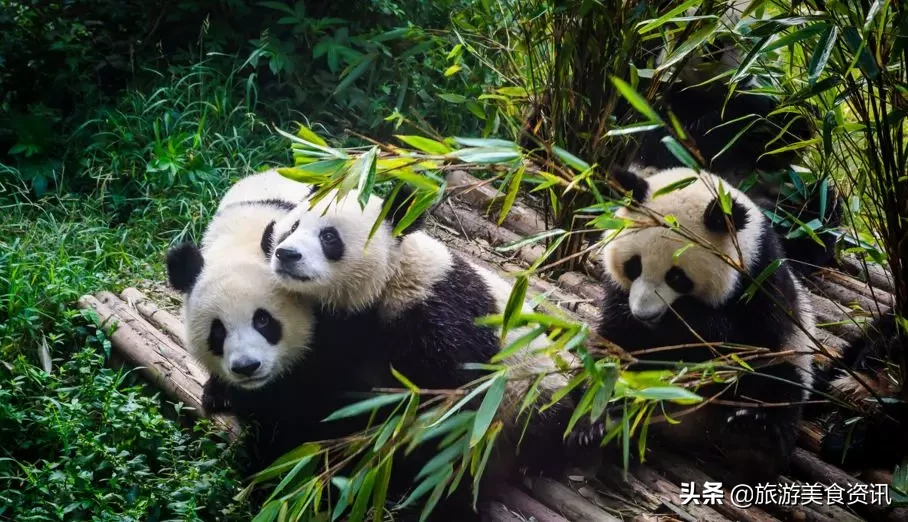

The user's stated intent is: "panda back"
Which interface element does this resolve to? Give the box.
[217,169,311,212]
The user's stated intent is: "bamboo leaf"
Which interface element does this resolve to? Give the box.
[636,0,702,33]
[498,166,525,226]
[420,465,454,522]
[807,26,838,86]
[334,53,377,95]
[399,464,452,509]
[322,392,410,422]
[660,136,699,169]
[391,366,420,393]
[502,275,529,336]
[450,147,521,164]
[652,176,698,199]
[762,23,830,54]
[552,145,590,171]
[472,423,502,509]
[471,375,508,446]
[416,439,467,480]
[349,468,377,522]
[612,77,663,123]
[395,135,453,155]
[496,228,566,252]
[657,21,719,72]
[427,378,495,428]
[353,147,378,208]
[296,123,329,147]
[629,386,703,404]
[454,137,518,149]
[740,258,785,302]
[606,122,663,136]
[444,64,463,77]
[372,458,394,522]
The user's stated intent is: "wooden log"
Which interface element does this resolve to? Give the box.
[810,292,865,342]
[817,269,895,309]
[631,465,732,522]
[589,465,664,514]
[494,484,570,522]
[526,477,622,522]
[446,170,547,237]
[839,257,895,295]
[646,449,780,522]
[807,273,889,315]
[557,272,606,302]
[77,293,240,438]
[120,287,185,344]
[433,200,545,267]
[791,448,893,521]
[479,501,526,522]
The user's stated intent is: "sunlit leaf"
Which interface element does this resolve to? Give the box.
[496,228,566,252]
[612,77,663,123]
[498,166,525,226]
[322,392,409,422]
[296,123,329,147]
[471,374,508,446]
[629,386,702,404]
[395,135,453,155]
[652,176,698,199]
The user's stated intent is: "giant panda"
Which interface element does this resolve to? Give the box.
[261,185,580,517]
[164,169,323,471]
[813,312,908,471]
[617,2,845,275]
[575,166,818,484]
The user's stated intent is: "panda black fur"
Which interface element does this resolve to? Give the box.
[582,167,817,484]
[262,186,578,515]
[165,169,323,472]
[813,312,908,470]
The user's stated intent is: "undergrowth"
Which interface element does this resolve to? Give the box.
[0,59,297,518]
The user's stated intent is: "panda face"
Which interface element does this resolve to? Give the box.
[603,168,762,325]
[184,261,315,389]
[267,190,397,312]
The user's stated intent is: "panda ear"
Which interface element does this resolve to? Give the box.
[261,220,276,257]
[607,168,649,203]
[166,242,204,293]
[703,197,750,233]
[386,183,429,234]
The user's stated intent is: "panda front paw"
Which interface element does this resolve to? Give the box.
[566,419,607,448]
[719,408,791,484]
[202,378,233,415]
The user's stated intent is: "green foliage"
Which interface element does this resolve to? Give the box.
[0,343,253,520]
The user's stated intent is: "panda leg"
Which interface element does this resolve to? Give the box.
[708,361,806,484]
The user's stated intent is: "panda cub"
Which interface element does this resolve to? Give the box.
[165,169,320,471]
[585,167,817,484]
[262,186,576,495]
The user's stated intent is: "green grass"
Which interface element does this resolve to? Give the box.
[0,60,300,519]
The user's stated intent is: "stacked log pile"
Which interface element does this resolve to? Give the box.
[77,171,905,521]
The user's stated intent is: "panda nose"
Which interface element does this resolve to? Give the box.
[231,357,261,376]
[275,247,302,262]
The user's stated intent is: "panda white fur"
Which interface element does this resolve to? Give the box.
[261,186,577,516]
[165,169,320,471]
[583,167,817,484]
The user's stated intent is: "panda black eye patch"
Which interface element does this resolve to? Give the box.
[252,308,282,345]
[319,226,344,262]
[665,267,694,294]
[209,319,226,356]
[623,255,642,280]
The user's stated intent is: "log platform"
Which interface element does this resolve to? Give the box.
[77,171,905,521]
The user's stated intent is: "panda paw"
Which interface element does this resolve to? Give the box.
[720,408,790,483]
[202,378,233,414]
[566,420,607,448]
